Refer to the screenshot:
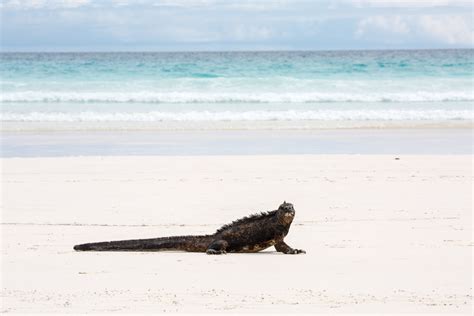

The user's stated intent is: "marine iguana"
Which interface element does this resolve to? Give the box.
[74,202,305,255]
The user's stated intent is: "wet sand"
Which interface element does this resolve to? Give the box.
[1,128,472,157]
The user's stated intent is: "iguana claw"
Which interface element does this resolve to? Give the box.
[206,249,226,255]
[286,249,306,254]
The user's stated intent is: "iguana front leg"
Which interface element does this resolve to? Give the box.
[275,240,306,254]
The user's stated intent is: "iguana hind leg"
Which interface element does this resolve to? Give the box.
[275,240,306,254]
[206,240,228,255]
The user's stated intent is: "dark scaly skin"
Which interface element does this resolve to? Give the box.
[73,202,305,255]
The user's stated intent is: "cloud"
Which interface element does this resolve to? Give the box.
[224,0,292,11]
[418,15,473,45]
[349,0,472,8]
[355,13,473,46]
[355,15,410,38]
[2,0,473,50]
[3,0,472,10]
[231,25,274,41]
[150,0,219,8]
[3,0,91,9]
[1,0,290,10]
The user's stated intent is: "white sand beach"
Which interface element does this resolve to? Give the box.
[1,155,472,313]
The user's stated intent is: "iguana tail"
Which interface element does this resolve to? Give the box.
[73,235,214,252]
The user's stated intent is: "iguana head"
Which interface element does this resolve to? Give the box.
[277,201,295,224]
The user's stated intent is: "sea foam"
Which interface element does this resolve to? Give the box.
[1,91,473,103]
[2,110,472,122]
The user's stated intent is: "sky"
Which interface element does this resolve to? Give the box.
[0,0,473,51]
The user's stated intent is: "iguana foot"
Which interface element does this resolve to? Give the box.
[206,249,227,255]
[275,240,306,254]
[284,248,306,254]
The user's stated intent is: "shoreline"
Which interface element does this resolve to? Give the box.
[1,120,472,132]
[2,128,472,157]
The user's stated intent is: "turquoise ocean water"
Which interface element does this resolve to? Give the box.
[1,50,473,129]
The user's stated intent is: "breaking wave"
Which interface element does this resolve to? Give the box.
[2,110,472,122]
[2,91,473,103]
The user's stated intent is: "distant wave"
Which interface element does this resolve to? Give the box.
[1,91,473,103]
[2,110,472,122]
